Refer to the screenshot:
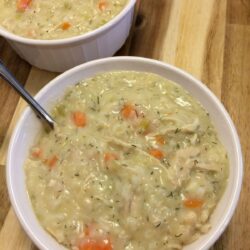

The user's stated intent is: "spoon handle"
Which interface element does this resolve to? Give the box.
[0,60,54,130]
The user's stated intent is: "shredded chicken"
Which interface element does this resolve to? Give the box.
[168,147,200,188]
[181,118,200,133]
[194,161,220,172]
[106,136,167,169]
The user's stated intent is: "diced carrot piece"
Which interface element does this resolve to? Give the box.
[79,238,112,250]
[98,0,108,11]
[61,21,71,30]
[72,111,87,127]
[149,149,164,159]
[44,155,58,169]
[16,0,32,11]
[184,198,203,208]
[155,135,165,145]
[31,147,42,159]
[104,152,118,162]
[121,104,138,120]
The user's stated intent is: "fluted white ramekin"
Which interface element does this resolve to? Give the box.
[0,1,136,72]
[7,57,243,250]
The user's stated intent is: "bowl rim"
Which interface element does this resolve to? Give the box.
[0,0,136,45]
[7,56,243,250]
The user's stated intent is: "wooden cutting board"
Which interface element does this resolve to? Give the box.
[0,0,249,249]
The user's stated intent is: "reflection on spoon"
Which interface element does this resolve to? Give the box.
[0,60,55,130]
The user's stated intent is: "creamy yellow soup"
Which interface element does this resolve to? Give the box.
[25,72,229,250]
[0,0,127,39]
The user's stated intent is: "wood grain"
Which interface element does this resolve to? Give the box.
[201,0,227,98]
[0,165,9,229]
[0,0,250,249]
[217,24,250,250]
[0,209,38,250]
[228,0,250,25]
[129,0,173,59]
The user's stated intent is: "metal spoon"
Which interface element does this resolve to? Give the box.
[0,60,55,130]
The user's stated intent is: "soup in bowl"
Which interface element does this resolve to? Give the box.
[0,1,136,72]
[0,0,128,40]
[7,57,243,250]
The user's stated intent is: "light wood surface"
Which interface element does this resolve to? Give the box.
[0,0,249,249]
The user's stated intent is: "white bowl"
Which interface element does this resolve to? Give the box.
[7,57,243,250]
[0,1,136,72]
